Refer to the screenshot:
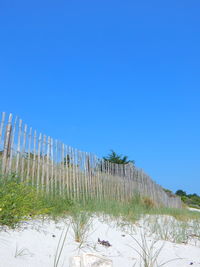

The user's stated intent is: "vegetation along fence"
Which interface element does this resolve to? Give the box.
[0,112,182,208]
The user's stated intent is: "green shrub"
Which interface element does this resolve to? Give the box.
[0,176,41,227]
[0,175,76,227]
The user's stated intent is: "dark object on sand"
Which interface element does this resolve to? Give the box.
[98,238,111,247]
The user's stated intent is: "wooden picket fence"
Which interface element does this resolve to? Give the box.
[0,112,182,208]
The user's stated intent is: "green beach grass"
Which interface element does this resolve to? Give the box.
[0,174,200,228]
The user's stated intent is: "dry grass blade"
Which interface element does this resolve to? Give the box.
[14,244,32,258]
[54,224,70,267]
[129,232,180,267]
[70,211,92,246]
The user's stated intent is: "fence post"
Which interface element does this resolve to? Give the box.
[2,114,12,175]
[0,112,6,146]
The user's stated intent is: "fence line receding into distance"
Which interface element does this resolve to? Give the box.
[0,112,182,208]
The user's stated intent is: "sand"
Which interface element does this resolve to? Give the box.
[0,214,199,267]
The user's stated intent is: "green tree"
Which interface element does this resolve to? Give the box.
[103,150,135,165]
[175,190,187,197]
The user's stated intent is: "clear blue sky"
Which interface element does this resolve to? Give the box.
[0,0,200,194]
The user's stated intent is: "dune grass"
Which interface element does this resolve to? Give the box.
[0,173,200,228]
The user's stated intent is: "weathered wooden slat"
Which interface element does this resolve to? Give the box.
[15,119,22,176]
[61,142,65,196]
[58,141,62,196]
[71,147,76,199]
[41,135,46,190]
[46,136,51,193]
[50,138,54,194]
[2,113,12,174]
[0,112,6,146]
[55,139,58,195]
[75,148,80,201]
[67,145,72,198]
[26,127,32,181]
[8,116,18,174]
[83,152,88,201]
[65,145,69,198]
[36,133,42,190]
[32,130,37,185]
[63,144,67,197]
[21,124,27,181]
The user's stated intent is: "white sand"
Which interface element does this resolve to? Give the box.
[0,214,200,267]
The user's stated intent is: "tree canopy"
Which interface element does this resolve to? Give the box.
[175,190,187,197]
[103,150,135,165]
[175,189,200,208]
